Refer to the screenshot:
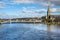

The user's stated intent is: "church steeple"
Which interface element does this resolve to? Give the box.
[46,5,50,19]
[47,5,50,17]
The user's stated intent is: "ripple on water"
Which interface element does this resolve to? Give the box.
[0,23,60,40]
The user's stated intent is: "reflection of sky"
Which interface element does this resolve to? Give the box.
[0,23,60,34]
[48,25,60,33]
[0,23,60,40]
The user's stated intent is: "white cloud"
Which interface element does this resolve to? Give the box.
[12,0,35,4]
[22,7,60,13]
[22,7,47,13]
[35,9,47,13]
[14,0,60,6]
[0,5,5,8]
[50,8,57,12]
[10,0,54,6]
[0,1,6,8]
[0,0,60,8]
[22,7,34,13]
[35,8,60,13]
[50,0,60,6]
[50,8,60,12]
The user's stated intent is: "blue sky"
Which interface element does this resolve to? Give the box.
[0,0,60,19]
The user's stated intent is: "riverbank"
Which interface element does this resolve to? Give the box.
[41,22,60,26]
[0,21,60,26]
[0,22,1,24]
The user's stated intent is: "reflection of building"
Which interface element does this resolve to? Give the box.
[47,25,53,40]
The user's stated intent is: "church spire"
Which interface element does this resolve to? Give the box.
[47,5,50,17]
[46,5,50,19]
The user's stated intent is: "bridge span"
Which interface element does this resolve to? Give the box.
[1,20,42,24]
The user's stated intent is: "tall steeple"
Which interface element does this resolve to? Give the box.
[47,5,50,19]
[47,5,50,17]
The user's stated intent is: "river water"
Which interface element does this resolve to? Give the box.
[0,23,60,40]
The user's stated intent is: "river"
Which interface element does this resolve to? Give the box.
[0,23,60,40]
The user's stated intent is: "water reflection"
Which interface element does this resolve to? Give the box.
[0,23,60,40]
[47,25,53,40]
[47,24,60,40]
[0,23,3,26]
